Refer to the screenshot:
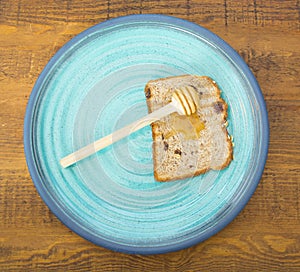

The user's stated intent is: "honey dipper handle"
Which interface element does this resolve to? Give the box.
[60,102,177,168]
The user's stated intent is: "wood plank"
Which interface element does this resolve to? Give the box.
[0,230,299,271]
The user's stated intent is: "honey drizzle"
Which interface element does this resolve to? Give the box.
[164,113,205,140]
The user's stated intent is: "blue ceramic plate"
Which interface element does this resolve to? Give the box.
[24,14,269,254]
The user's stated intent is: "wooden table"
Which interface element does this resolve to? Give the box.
[1,0,299,271]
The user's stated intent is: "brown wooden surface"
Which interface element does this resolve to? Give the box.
[1,0,300,271]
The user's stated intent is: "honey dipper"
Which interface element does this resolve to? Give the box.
[60,86,199,168]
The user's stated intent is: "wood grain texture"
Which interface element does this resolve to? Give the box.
[0,0,299,271]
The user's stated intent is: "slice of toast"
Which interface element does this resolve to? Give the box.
[144,75,233,181]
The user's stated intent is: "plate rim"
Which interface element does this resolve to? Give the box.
[24,14,269,254]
